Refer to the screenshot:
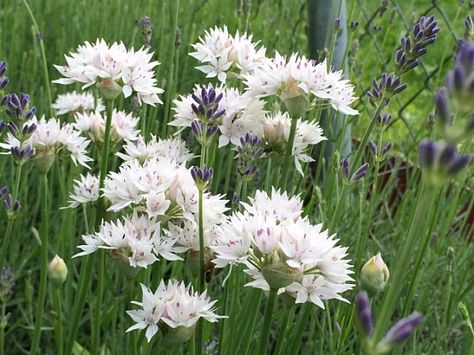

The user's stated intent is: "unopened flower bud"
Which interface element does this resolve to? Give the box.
[355,291,373,337]
[360,252,389,294]
[98,78,122,100]
[48,255,68,286]
[261,261,303,290]
[377,313,423,353]
[160,323,196,346]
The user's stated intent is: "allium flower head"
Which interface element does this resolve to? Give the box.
[190,26,267,83]
[212,189,353,307]
[0,116,92,170]
[126,280,225,343]
[117,135,193,164]
[52,91,104,115]
[53,39,163,105]
[244,54,358,116]
[74,109,139,144]
[263,112,326,175]
[67,173,100,208]
[74,213,184,269]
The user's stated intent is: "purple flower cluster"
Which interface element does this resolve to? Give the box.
[395,16,439,74]
[236,133,263,182]
[0,185,20,218]
[191,166,214,190]
[190,87,225,145]
[136,16,152,48]
[367,73,407,108]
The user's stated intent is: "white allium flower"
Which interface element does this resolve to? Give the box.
[244,54,358,115]
[73,213,183,268]
[0,117,92,168]
[117,135,193,164]
[53,39,163,105]
[67,173,99,208]
[263,112,326,175]
[166,220,221,252]
[170,84,266,147]
[212,189,353,307]
[127,280,225,342]
[74,109,139,143]
[52,91,104,115]
[190,26,266,83]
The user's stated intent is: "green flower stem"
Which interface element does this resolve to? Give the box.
[287,303,312,355]
[234,288,263,354]
[91,99,115,354]
[21,0,53,117]
[280,116,298,190]
[30,173,49,355]
[258,288,278,355]
[372,182,436,342]
[274,306,294,355]
[217,275,230,355]
[0,302,6,355]
[223,149,235,195]
[66,99,114,354]
[52,287,64,355]
[195,187,205,355]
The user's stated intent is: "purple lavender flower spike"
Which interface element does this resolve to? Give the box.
[191,166,213,186]
[352,163,369,181]
[355,292,374,337]
[381,313,423,346]
[435,89,450,125]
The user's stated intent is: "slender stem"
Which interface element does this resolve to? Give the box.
[287,303,312,355]
[372,183,435,341]
[280,116,298,190]
[30,173,49,355]
[223,149,234,195]
[21,0,53,117]
[53,287,63,355]
[91,99,115,354]
[0,302,6,355]
[236,289,263,354]
[195,187,205,355]
[274,307,294,355]
[258,289,278,355]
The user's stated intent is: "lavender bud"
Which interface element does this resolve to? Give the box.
[0,61,7,77]
[334,18,341,31]
[0,120,5,133]
[191,120,203,137]
[208,88,216,103]
[20,93,30,109]
[446,154,471,175]
[418,140,436,168]
[215,92,223,103]
[368,141,378,155]
[435,89,450,125]
[355,292,373,337]
[340,158,350,178]
[232,194,240,205]
[378,112,392,125]
[352,163,369,181]
[438,144,456,167]
[191,166,213,190]
[380,313,423,347]
[23,122,37,135]
[25,107,36,120]
[0,185,8,199]
[381,142,393,155]
[350,21,359,31]
[7,122,19,136]
[206,124,219,137]
[0,77,8,89]
[0,95,9,106]
[191,93,202,105]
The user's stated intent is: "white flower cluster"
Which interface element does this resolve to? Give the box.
[171,83,265,148]
[190,26,267,83]
[126,280,225,342]
[52,91,104,115]
[263,111,326,175]
[0,116,91,168]
[74,213,184,268]
[244,54,358,115]
[74,109,140,144]
[212,189,353,308]
[54,39,163,105]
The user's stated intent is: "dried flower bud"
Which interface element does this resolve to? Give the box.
[360,252,389,294]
